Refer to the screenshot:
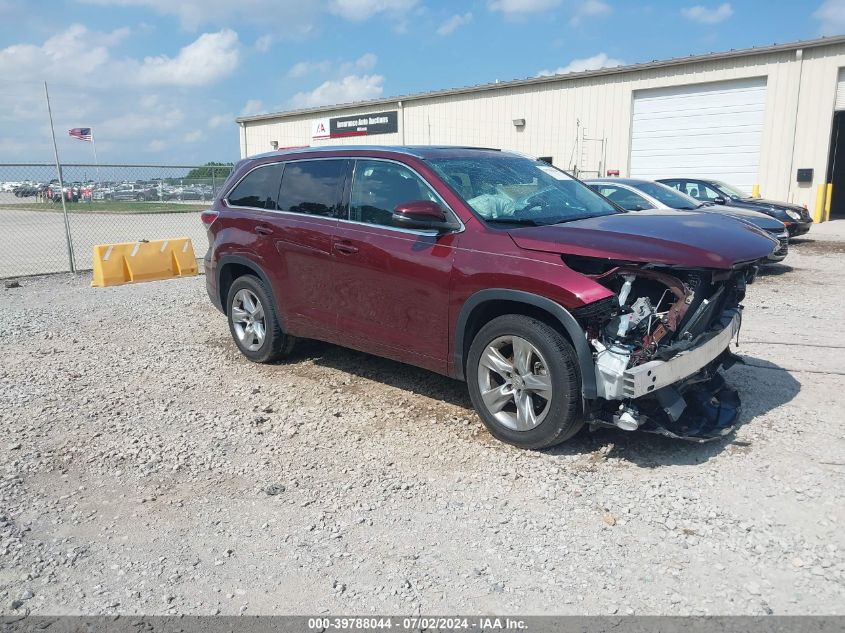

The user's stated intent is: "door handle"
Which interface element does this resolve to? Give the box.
[333,241,359,255]
[255,225,273,235]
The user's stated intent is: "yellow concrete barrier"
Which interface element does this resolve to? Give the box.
[91,238,198,288]
[814,184,826,223]
[825,183,834,222]
[751,184,760,198]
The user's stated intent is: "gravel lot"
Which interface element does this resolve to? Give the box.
[1,222,844,616]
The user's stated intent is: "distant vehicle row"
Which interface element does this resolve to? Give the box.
[0,180,217,202]
[655,178,813,237]
[585,178,790,262]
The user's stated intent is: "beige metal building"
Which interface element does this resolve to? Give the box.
[237,36,845,218]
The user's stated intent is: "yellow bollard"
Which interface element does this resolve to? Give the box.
[813,184,826,222]
[825,183,834,222]
[751,184,760,198]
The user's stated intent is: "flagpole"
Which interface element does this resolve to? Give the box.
[91,129,100,188]
[44,81,75,273]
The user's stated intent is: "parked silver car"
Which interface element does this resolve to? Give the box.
[586,178,789,262]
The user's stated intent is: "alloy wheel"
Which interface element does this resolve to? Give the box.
[231,289,266,352]
[476,335,553,431]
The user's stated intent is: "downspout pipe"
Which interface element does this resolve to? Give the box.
[398,100,405,145]
[786,48,804,203]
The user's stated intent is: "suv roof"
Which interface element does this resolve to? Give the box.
[248,145,505,161]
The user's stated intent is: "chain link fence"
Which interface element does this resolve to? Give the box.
[0,163,233,278]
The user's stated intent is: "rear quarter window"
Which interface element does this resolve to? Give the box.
[227,163,283,209]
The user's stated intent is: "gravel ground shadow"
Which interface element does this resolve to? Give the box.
[287,341,801,468]
[553,354,801,467]
[287,339,473,408]
[757,263,795,277]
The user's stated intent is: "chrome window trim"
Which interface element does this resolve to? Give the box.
[346,157,465,236]
[224,155,465,236]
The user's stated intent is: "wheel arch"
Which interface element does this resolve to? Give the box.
[216,255,285,328]
[455,289,597,400]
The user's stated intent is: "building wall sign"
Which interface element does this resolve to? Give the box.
[312,111,398,139]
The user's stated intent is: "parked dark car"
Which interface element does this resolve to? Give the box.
[13,183,39,197]
[586,178,789,262]
[106,184,159,201]
[202,146,777,448]
[657,178,813,237]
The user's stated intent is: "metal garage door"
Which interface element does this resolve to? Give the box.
[835,68,845,110]
[629,77,767,192]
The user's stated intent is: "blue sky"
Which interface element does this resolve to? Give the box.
[0,0,843,165]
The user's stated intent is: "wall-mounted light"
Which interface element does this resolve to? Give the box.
[512,118,526,128]
[270,140,279,149]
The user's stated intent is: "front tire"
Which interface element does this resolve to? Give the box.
[226,275,294,363]
[466,315,582,449]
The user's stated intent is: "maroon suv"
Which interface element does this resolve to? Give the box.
[202,146,777,448]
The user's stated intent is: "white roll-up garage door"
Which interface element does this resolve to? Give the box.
[629,77,767,193]
[835,68,845,110]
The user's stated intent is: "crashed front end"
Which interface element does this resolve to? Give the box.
[570,258,755,442]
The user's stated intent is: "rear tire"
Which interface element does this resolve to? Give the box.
[226,275,294,363]
[466,314,583,449]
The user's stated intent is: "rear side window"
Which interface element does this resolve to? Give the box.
[227,163,283,209]
[277,160,346,218]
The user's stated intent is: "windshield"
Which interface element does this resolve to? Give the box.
[632,181,702,210]
[713,181,749,198]
[427,155,619,225]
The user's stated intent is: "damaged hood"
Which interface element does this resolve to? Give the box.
[509,209,777,269]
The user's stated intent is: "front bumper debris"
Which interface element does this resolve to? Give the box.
[618,309,741,399]
[637,373,741,442]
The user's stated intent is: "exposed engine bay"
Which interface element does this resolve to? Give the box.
[569,257,755,441]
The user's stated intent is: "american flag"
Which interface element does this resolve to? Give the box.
[68,127,93,141]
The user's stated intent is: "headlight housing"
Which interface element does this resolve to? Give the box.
[786,209,801,220]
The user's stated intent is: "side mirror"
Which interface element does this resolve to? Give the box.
[713,196,727,205]
[392,200,456,231]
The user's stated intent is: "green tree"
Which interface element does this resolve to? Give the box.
[186,162,233,179]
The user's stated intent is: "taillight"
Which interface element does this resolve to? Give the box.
[200,210,219,227]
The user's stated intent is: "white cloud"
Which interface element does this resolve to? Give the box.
[814,0,845,35]
[350,52,378,72]
[99,106,185,138]
[328,0,417,21]
[570,0,611,25]
[240,99,266,116]
[488,0,560,15]
[289,74,384,108]
[0,24,127,82]
[437,12,473,35]
[681,3,733,24]
[0,26,240,162]
[137,29,240,86]
[287,52,377,79]
[208,113,234,127]
[537,52,623,76]
[288,60,331,78]
[254,34,273,52]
